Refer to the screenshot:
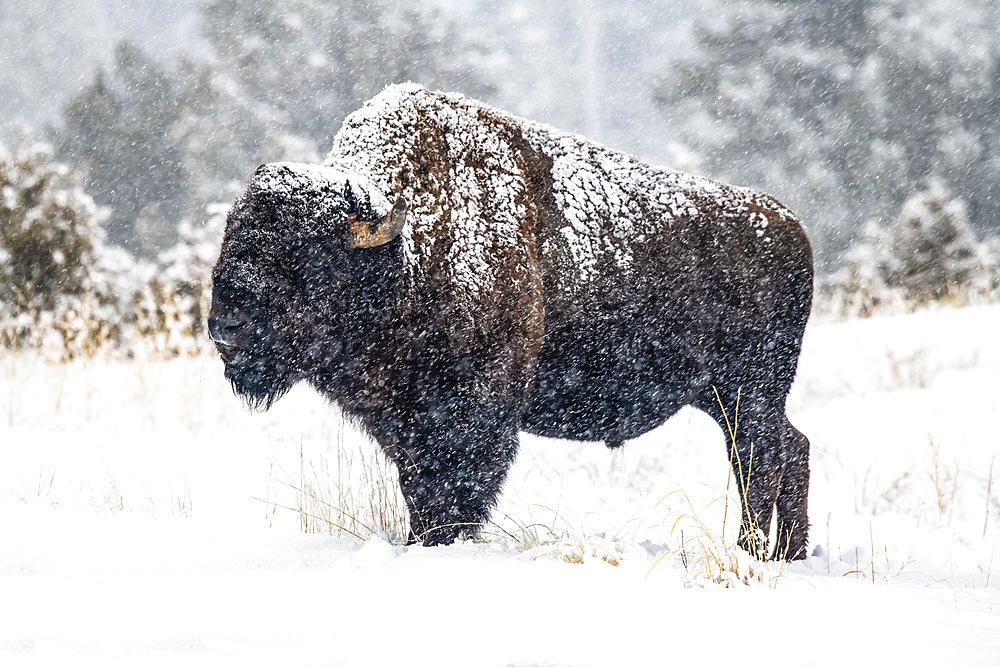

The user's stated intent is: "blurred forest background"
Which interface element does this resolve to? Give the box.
[2,0,999,357]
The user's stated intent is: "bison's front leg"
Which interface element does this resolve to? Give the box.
[391,405,520,546]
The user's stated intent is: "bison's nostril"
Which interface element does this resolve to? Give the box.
[207,315,252,347]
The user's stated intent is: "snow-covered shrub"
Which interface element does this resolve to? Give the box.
[821,180,1000,318]
[0,140,145,356]
[134,204,226,357]
[885,179,982,303]
[0,141,104,311]
[0,140,226,359]
[819,228,908,319]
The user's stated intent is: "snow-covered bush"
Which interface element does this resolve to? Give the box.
[0,140,226,359]
[0,140,141,356]
[0,141,104,310]
[885,179,983,302]
[821,179,1000,318]
[133,205,226,357]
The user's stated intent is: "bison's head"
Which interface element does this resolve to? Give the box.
[208,162,407,409]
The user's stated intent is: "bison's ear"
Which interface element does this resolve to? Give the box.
[348,196,407,249]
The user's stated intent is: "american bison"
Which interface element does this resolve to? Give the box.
[208,83,813,558]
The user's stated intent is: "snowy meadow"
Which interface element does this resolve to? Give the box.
[3,303,999,665]
[4,1,1000,665]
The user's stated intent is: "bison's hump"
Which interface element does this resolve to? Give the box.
[326,83,806,307]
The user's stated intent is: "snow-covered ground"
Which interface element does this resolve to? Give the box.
[2,305,1000,666]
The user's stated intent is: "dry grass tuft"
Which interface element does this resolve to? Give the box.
[256,420,409,543]
[492,517,629,566]
[644,487,786,588]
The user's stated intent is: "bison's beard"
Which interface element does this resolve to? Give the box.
[224,348,298,411]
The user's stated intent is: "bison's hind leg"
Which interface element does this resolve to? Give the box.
[696,390,781,558]
[773,417,810,560]
[695,389,808,560]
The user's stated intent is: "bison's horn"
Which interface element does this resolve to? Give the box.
[348,195,407,249]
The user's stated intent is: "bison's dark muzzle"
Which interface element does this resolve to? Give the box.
[208,310,253,362]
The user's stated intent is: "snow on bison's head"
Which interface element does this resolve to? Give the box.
[207,162,406,410]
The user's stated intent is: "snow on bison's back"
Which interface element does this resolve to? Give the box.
[208,83,814,558]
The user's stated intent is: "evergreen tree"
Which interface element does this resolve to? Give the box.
[55,41,189,255]
[828,179,993,313]
[171,58,320,217]
[201,0,496,149]
[51,1,499,257]
[654,0,1000,267]
[884,179,980,302]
